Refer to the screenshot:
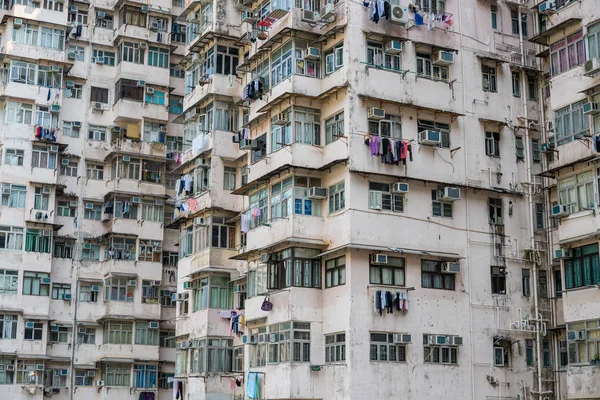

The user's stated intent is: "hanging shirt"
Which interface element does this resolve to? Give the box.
[183,174,193,192]
[187,198,197,211]
[369,135,380,156]
[241,213,249,233]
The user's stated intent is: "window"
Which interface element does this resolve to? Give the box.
[24,322,43,340]
[491,266,506,294]
[431,189,453,218]
[293,106,321,145]
[90,86,109,104]
[134,322,159,345]
[49,326,68,343]
[53,241,73,259]
[134,364,156,388]
[488,198,503,225]
[159,331,175,348]
[0,270,18,295]
[555,269,563,298]
[232,346,244,372]
[171,23,186,43]
[145,90,165,106]
[71,85,82,100]
[0,358,15,384]
[269,322,310,363]
[40,27,64,49]
[148,46,169,68]
[37,65,62,88]
[69,9,88,25]
[416,53,448,81]
[567,320,600,364]
[370,256,405,286]
[482,66,497,92]
[104,321,133,344]
[367,113,402,139]
[103,363,131,387]
[271,41,293,86]
[589,21,600,60]
[526,339,534,366]
[92,49,116,66]
[1,184,26,208]
[368,182,404,212]
[16,360,39,384]
[247,265,267,299]
[564,243,600,289]
[511,10,527,36]
[522,269,531,296]
[527,76,537,101]
[25,229,52,253]
[32,146,57,169]
[485,132,500,157]
[515,136,524,161]
[223,167,236,190]
[74,370,93,386]
[149,16,168,31]
[81,243,100,261]
[12,24,38,46]
[5,101,33,124]
[423,335,458,365]
[531,139,541,163]
[542,340,552,367]
[422,260,455,290]
[0,226,24,250]
[43,0,63,11]
[34,187,50,211]
[325,111,344,144]
[105,276,135,301]
[77,327,95,344]
[558,171,594,213]
[23,271,50,295]
[325,333,346,363]
[141,280,159,304]
[550,31,585,76]
[0,315,17,339]
[325,256,346,288]
[120,41,144,64]
[418,120,450,148]
[189,338,233,373]
[95,13,114,29]
[512,71,520,97]
[60,160,78,177]
[86,164,104,180]
[193,275,233,311]
[367,41,401,71]
[211,217,235,249]
[88,125,107,141]
[555,101,589,146]
[559,339,568,367]
[121,6,146,27]
[494,338,511,367]
[491,5,497,29]
[51,283,71,300]
[534,203,544,230]
[158,372,174,389]
[324,42,343,75]
[267,248,321,290]
[215,45,239,75]
[83,203,102,220]
[369,332,406,362]
[328,181,345,214]
[79,285,98,302]
[4,149,24,166]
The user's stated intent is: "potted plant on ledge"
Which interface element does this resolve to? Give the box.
[591,354,600,365]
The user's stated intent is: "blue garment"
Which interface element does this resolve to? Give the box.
[246,372,259,399]
[47,88,51,101]
[415,13,424,25]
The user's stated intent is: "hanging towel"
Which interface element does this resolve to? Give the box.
[414,13,424,25]
[187,198,197,211]
[246,372,259,399]
[241,213,249,233]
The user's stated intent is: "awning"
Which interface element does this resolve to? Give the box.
[478,117,509,129]
[537,155,599,178]
[246,317,267,327]
[313,243,463,259]
[97,357,135,363]
[24,220,64,231]
[558,228,600,246]
[529,18,582,45]
[23,315,52,321]
[183,266,238,279]
[230,237,328,260]
[78,277,104,283]
[98,314,136,321]
[17,354,52,360]
[357,94,465,118]
[74,364,97,369]
[476,52,508,65]
[76,320,102,327]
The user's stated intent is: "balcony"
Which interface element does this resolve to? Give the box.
[99,343,160,361]
[566,365,600,399]
[111,137,167,158]
[244,287,323,326]
[245,214,325,253]
[562,286,600,324]
[175,309,231,338]
[113,98,169,123]
[113,23,149,44]
[11,4,68,26]
[105,177,167,197]
[543,136,594,177]
[0,79,64,104]
[177,248,242,278]
[183,74,240,112]
[2,41,68,64]
[529,1,582,45]
[117,62,171,87]
[102,217,140,237]
[103,300,161,320]
[555,210,599,245]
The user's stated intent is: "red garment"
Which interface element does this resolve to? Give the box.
[35,126,42,138]
[399,140,408,159]
[187,198,197,211]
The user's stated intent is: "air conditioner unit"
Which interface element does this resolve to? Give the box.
[160,126,168,133]
[541,141,554,152]
[367,107,385,120]
[447,336,463,346]
[97,11,106,19]
[36,364,45,371]
[242,335,257,344]
[50,145,59,152]
[242,11,258,23]
[83,243,92,250]
[25,322,35,328]
[42,187,51,194]
[393,333,412,344]
[95,57,105,65]
[308,187,327,199]
[234,284,246,293]
[85,203,94,209]
[60,369,68,376]
[183,281,192,289]
[567,330,586,341]
[539,0,555,13]
[440,187,461,201]
[585,58,600,76]
[128,280,136,287]
[140,5,149,12]
[67,51,76,60]
[240,139,258,150]
[51,325,59,332]
[259,253,272,263]
[111,126,121,134]
[583,102,600,116]
[95,380,104,387]
[87,370,96,377]
[136,80,146,87]
[69,201,77,207]
[65,80,75,88]
[91,285,100,292]
[149,321,159,329]
[42,229,51,236]
[392,182,409,193]
[132,196,140,203]
[5,365,14,371]
[554,248,573,259]
[152,280,161,286]
[51,104,61,113]
[257,333,267,343]
[61,158,70,166]
[41,277,52,284]
[2,188,11,194]
[305,47,320,60]
[385,40,402,55]
[389,5,409,24]
[145,87,155,94]
[301,9,318,21]
[64,293,72,300]
[150,22,158,31]
[320,2,335,20]
[70,5,78,12]
[370,254,388,264]
[13,18,23,28]
[551,204,571,217]
[93,102,104,112]
[433,50,454,66]
[273,113,288,125]
[418,129,441,146]
[441,262,461,274]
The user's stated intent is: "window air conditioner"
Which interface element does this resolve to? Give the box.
[41,277,52,284]
[85,203,94,209]
[301,9,318,21]
[392,182,409,193]
[393,333,412,344]
[433,50,454,66]
[67,51,77,60]
[440,187,461,201]
[42,187,51,194]
[145,87,155,94]
[95,57,105,65]
[585,58,600,76]
[13,18,23,28]
[128,280,137,287]
[70,5,78,12]
[551,204,571,218]
[140,5,149,12]
[51,104,61,113]
[305,47,320,60]
[50,145,59,152]
[441,262,460,274]
[243,335,257,344]
[97,11,106,19]
[447,336,463,346]
[567,330,586,341]
[60,369,69,376]
[64,293,72,300]
[583,102,600,116]
[65,80,75,88]
[367,107,385,120]
[5,365,14,371]
[240,139,258,150]
[272,113,288,125]
[25,322,35,328]
[87,370,96,377]
[320,2,335,20]
[554,249,572,259]
[259,253,271,263]
[385,40,402,55]
[149,321,159,329]
[370,254,388,264]
[91,285,100,292]
[132,196,140,203]
[36,364,45,371]
[308,187,327,199]
[95,380,105,387]
[234,284,246,293]
[136,80,146,87]
[61,158,70,166]
[418,130,442,146]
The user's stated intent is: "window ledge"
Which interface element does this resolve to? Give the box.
[562,284,600,294]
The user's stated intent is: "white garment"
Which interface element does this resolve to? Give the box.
[241,213,249,233]
[192,135,204,155]
[183,174,193,192]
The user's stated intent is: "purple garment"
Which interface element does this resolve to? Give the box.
[370,135,380,156]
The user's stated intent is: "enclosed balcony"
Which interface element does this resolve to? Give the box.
[106,155,167,196]
[113,79,170,122]
[529,1,583,45]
